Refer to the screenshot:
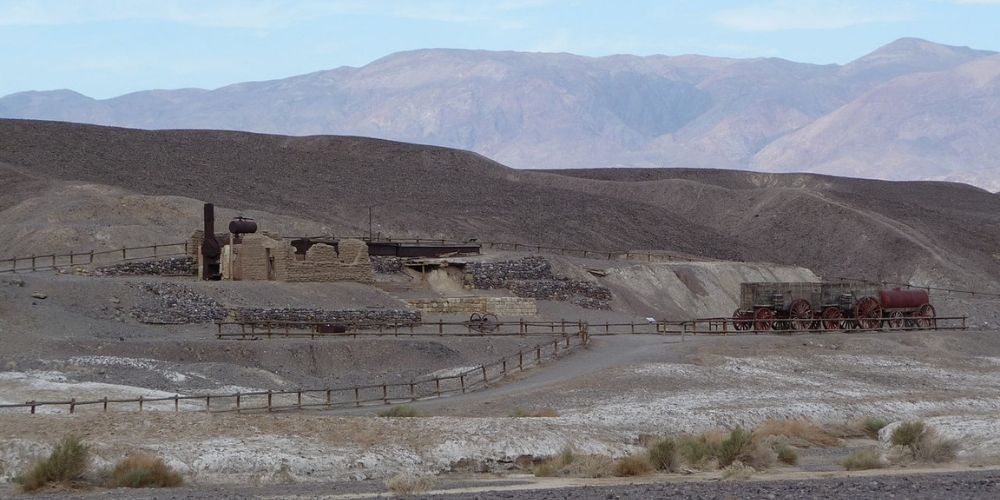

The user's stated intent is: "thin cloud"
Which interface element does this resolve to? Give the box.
[714,1,909,32]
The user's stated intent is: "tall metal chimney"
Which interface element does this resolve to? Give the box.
[201,203,221,280]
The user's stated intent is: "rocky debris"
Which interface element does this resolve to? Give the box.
[30,291,47,299]
[95,256,196,276]
[371,256,404,274]
[2,277,25,287]
[468,257,612,309]
[234,307,421,325]
[129,282,225,324]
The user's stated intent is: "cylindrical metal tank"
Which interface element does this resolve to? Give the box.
[228,218,258,234]
[879,288,930,309]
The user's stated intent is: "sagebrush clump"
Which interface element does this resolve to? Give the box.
[647,438,678,472]
[386,473,434,495]
[613,455,654,477]
[17,434,90,492]
[378,405,423,417]
[108,454,183,488]
[890,421,958,463]
[840,448,884,470]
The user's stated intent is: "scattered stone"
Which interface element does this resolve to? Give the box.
[94,256,196,277]
[129,282,225,324]
[371,256,404,274]
[30,291,47,299]
[466,257,612,309]
[235,307,421,326]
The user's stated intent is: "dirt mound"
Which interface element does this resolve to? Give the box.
[1,120,998,289]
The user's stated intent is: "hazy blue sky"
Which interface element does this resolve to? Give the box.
[2,0,998,98]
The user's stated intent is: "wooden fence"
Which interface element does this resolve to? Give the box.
[683,315,967,335]
[0,329,589,415]
[0,242,189,274]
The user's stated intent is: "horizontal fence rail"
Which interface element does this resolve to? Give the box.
[215,319,602,339]
[0,242,189,274]
[0,330,589,415]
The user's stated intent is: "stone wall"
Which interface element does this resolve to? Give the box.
[406,296,537,317]
[466,256,612,309]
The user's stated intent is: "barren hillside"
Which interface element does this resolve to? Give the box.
[1,119,998,288]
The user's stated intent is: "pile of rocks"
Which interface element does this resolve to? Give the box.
[468,257,612,309]
[129,282,225,324]
[234,307,421,325]
[95,256,196,277]
[371,256,404,274]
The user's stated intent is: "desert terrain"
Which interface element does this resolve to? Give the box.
[1,120,1000,498]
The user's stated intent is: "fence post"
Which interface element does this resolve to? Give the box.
[438,319,443,335]
[355,387,360,407]
[267,391,272,412]
[174,395,179,412]
[382,385,388,404]
[103,397,108,412]
[435,378,441,397]
[206,395,210,412]
[553,340,559,358]
[69,398,76,414]
[236,392,241,413]
[460,374,466,393]
[31,254,36,271]
[409,382,415,401]
[502,357,507,375]
[481,365,487,385]
[30,401,36,414]
[297,391,302,410]
[326,389,332,408]
[138,396,144,412]
[89,251,94,264]
[122,247,127,260]
[519,351,524,370]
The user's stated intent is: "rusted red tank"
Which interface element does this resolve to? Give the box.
[879,288,930,310]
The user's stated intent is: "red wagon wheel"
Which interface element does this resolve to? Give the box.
[853,297,882,330]
[886,310,905,329]
[732,309,751,331]
[753,308,775,332]
[912,303,936,329]
[788,299,813,331]
[821,307,844,331]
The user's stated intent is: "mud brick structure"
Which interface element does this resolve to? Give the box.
[192,231,373,283]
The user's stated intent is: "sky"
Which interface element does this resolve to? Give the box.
[1,0,999,99]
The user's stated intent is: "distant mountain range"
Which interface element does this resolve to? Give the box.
[2,38,998,189]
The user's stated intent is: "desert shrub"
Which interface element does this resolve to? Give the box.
[108,454,182,488]
[913,434,958,463]
[862,416,890,439]
[18,434,90,491]
[510,408,559,417]
[378,405,422,417]
[386,473,434,495]
[840,448,884,470]
[755,419,839,447]
[647,438,678,472]
[677,431,724,468]
[775,443,799,465]
[613,455,654,477]
[561,454,615,478]
[533,451,614,478]
[890,421,925,451]
[717,427,754,467]
[721,461,755,480]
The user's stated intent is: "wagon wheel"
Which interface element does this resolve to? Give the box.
[788,299,813,332]
[481,313,500,332]
[732,309,751,331]
[753,308,775,332]
[912,303,936,329]
[467,312,484,332]
[854,297,882,330]
[886,310,905,329]
[821,307,844,331]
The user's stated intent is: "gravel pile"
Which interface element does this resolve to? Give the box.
[371,256,404,274]
[95,256,196,276]
[469,257,612,309]
[129,282,225,324]
[234,307,421,325]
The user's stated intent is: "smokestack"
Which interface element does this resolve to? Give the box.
[201,203,221,280]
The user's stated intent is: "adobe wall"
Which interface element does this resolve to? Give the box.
[281,239,374,283]
[406,296,537,317]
